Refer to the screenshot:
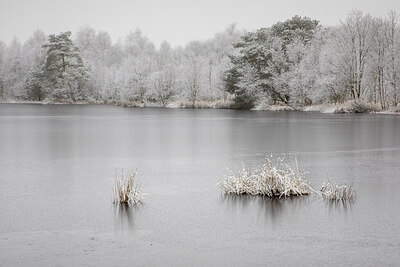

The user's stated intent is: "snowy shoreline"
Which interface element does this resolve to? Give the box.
[1,99,399,115]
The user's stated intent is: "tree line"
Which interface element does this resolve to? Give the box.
[0,24,242,105]
[0,10,399,109]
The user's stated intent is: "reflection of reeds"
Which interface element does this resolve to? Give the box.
[218,157,310,198]
[320,181,357,201]
[113,169,143,205]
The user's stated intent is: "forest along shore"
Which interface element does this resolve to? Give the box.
[1,11,400,113]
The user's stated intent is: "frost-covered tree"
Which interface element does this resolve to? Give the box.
[25,50,47,101]
[75,26,96,57]
[122,54,153,102]
[271,15,319,46]
[0,41,5,99]
[43,31,90,101]
[125,29,155,57]
[3,38,25,98]
[384,11,400,106]
[1,32,46,100]
[368,17,388,108]
[147,41,178,105]
[285,36,320,105]
[301,10,400,107]
[286,27,349,104]
[224,29,285,107]
[22,31,47,100]
[182,41,209,105]
[119,29,156,103]
[310,28,350,103]
[340,10,373,100]
[22,31,47,71]
[205,24,243,100]
[224,16,318,107]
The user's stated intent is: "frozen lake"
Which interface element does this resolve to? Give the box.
[1,104,400,265]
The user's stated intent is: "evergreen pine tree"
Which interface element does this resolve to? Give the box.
[43,31,90,101]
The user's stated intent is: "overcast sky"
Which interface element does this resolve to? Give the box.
[1,0,399,47]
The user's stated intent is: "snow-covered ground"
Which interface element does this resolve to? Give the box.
[1,99,399,114]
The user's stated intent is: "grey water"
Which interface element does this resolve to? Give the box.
[1,104,400,265]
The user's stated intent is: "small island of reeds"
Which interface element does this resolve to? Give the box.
[218,156,357,201]
[320,181,357,201]
[218,157,311,198]
[113,169,143,205]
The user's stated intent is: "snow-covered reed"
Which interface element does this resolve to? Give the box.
[113,169,143,205]
[218,157,310,198]
[320,181,356,201]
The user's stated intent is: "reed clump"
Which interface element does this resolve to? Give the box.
[113,169,143,205]
[218,157,311,198]
[320,181,357,201]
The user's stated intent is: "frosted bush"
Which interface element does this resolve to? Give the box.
[218,157,311,198]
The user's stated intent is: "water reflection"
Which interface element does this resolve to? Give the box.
[113,203,141,231]
[1,105,399,264]
[324,198,356,216]
[220,194,311,222]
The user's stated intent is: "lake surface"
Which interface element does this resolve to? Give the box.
[1,104,400,265]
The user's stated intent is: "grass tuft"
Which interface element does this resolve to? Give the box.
[218,157,311,198]
[113,169,143,205]
[320,181,357,201]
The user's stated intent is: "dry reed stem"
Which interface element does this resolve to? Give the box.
[113,169,143,205]
[320,181,357,201]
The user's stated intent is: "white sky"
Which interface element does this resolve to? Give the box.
[1,0,400,47]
